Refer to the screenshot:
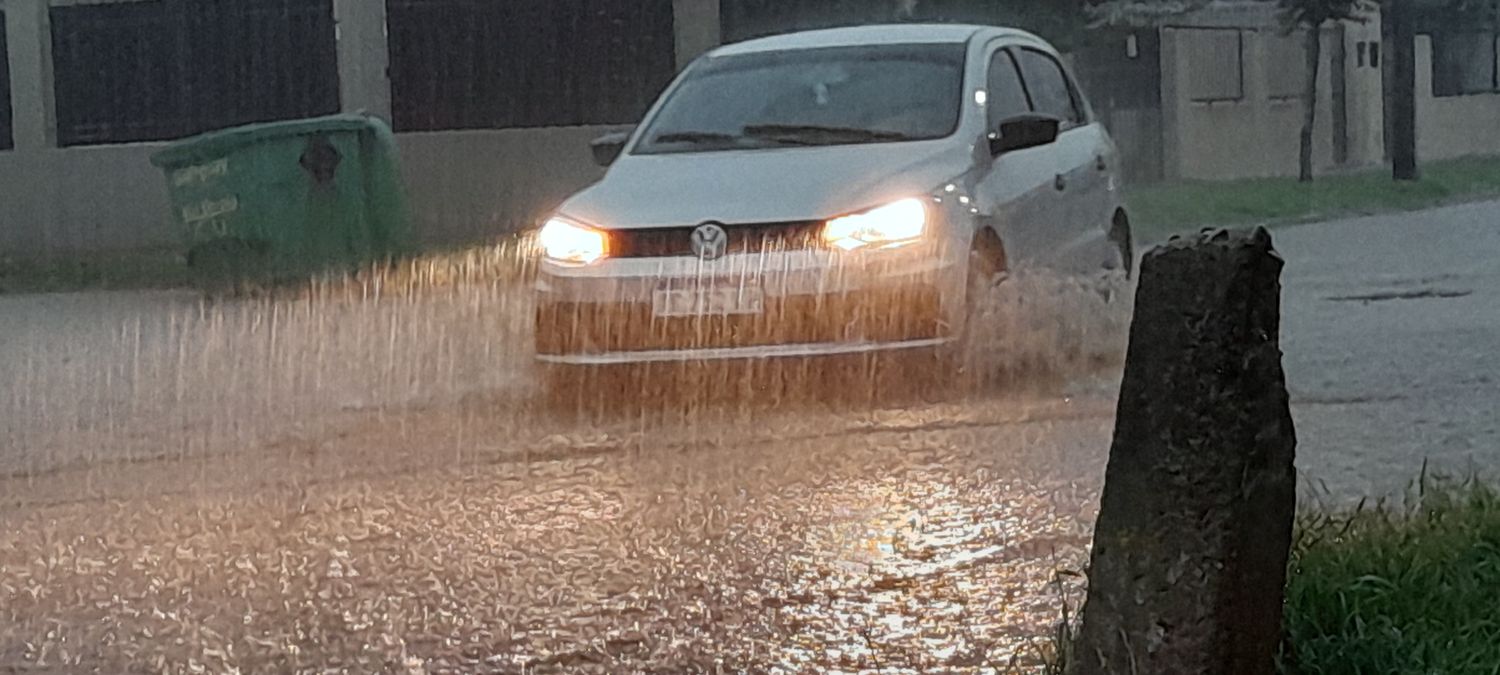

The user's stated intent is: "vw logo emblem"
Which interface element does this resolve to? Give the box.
[690,222,729,260]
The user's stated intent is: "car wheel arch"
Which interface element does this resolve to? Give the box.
[969,227,1009,275]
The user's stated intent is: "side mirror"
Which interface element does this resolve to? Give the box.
[590,130,632,167]
[988,115,1061,156]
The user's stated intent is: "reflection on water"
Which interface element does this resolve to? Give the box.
[0,415,1109,672]
[0,256,1130,672]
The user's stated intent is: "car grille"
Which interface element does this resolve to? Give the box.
[609,221,825,259]
[535,286,944,356]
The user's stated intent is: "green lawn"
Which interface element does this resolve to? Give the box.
[1128,155,1500,243]
[1281,479,1500,674]
[1045,478,1500,675]
[0,250,194,295]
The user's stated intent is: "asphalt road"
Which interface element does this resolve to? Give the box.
[1,200,1496,672]
[1276,199,1500,500]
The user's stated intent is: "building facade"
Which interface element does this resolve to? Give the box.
[1,0,1496,255]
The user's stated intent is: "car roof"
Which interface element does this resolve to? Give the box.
[710,24,1036,58]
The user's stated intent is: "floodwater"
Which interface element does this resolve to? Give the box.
[0,251,1132,673]
[6,201,1500,672]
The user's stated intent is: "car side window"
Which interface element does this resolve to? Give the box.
[1015,48,1083,127]
[986,49,1032,129]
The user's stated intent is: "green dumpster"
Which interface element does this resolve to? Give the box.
[150,114,412,283]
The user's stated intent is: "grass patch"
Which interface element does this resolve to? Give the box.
[1128,155,1500,243]
[0,250,195,295]
[1282,476,1500,674]
[0,235,538,297]
[1042,476,1500,674]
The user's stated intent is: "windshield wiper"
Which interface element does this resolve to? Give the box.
[651,130,745,145]
[742,124,917,144]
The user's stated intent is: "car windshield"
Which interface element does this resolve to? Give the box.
[633,43,967,155]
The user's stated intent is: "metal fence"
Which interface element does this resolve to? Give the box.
[1412,3,1500,96]
[1431,30,1500,96]
[49,0,340,147]
[386,0,677,132]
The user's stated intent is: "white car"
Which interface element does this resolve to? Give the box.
[534,24,1131,385]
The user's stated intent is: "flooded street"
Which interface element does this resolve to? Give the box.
[1,256,1126,672]
[3,202,1499,672]
[0,393,1113,673]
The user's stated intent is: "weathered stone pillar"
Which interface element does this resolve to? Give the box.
[673,0,721,71]
[4,0,55,150]
[1158,28,1183,182]
[1069,228,1297,675]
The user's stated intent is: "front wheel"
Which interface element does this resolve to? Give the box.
[947,236,1009,393]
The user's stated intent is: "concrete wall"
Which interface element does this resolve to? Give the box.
[1163,26,1331,180]
[673,0,721,69]
[0,144,173,252]
[1160,4,1384,181]
[1343,13,1387,170]
[1107,107,1165,185]
[1415,35,1500,162]
[397,127,619,245]
[333,0,391,121]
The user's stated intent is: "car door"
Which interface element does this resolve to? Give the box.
[1058,59,1121,266]
[971,44,1060,268]
[1013,47,1103,272]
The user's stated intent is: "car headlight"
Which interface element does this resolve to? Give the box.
[539,217,608,265]
[822,198,928,251]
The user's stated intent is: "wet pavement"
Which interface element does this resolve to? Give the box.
[0,394,1113,673]
[1275,199,1500,501]
[2,200,1498,672]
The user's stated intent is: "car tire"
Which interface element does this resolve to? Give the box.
[948,234,1009,393]
[1094,213,1135,305]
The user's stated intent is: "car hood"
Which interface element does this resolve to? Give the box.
[557,140,976,228]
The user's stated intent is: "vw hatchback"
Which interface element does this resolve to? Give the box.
[534,24,1132,383]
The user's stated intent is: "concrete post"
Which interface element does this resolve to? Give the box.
[1157,28,1182,181]
[1243,28,1272,173]
[3,0,54,150]
[673,0,721,71]
[333,0,392,121]
[1,0,58,254]
[1069,228,1298,675]
[1388,0,1419,180]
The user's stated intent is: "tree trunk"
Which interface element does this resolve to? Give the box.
[1299,22,1323,183]
[1388,0,1420,181]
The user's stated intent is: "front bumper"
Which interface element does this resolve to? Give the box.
[534,248,960,365]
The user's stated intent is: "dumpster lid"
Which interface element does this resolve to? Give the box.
[150,114,384,168]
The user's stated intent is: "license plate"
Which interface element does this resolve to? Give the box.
[652,287,765,317]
